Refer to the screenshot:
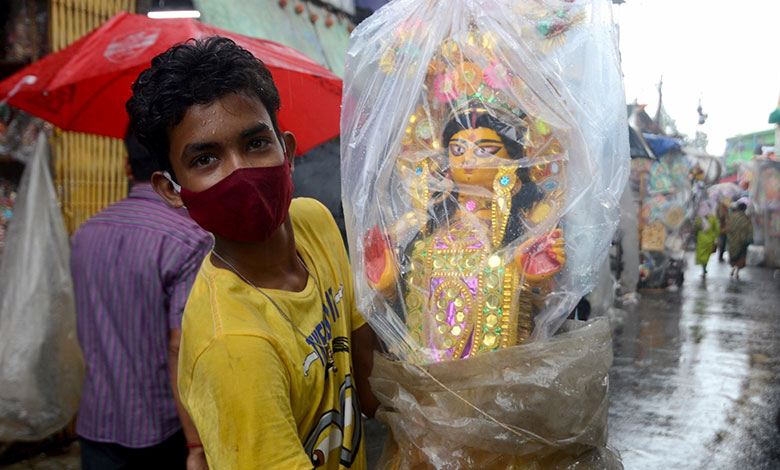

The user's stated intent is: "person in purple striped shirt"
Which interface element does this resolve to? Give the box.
[70,130,212,470]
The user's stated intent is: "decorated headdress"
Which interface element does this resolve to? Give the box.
[381,16,578,229]
[386,20,579,168]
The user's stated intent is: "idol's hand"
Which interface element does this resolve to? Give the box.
[363,226,398,296]
[514,228,566,285]
[389,210,426,241]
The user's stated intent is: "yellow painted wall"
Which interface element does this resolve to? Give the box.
[49,0,135,234]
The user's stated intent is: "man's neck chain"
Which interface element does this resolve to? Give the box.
[210,250,337,373]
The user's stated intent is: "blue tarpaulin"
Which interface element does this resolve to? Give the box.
[643,133,680,157]
[356,0,389,9]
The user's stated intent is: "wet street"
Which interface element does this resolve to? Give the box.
[608,255,780,469]
[2,255,779,469]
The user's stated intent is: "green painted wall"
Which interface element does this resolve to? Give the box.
[193,0,353,77]
[725,128,775,170]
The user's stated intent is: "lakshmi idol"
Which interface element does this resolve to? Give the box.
[363,37,570,362]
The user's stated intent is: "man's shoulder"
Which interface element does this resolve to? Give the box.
[289,198,340,245]
[76,195,208,247]
[180,264,289,383]
[290,197,331,223]
[183,258,279,341]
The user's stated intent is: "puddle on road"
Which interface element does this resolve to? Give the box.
[608,256,780,469]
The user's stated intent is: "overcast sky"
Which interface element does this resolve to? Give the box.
[613,0,779,155]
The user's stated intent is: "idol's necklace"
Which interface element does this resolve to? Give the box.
[211,250,337,373]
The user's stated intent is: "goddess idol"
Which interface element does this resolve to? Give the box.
[362,31,571,362]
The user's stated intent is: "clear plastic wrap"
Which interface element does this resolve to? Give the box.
[341,0,628,364]
[370,318,621,469]
[0,134,84,441]
[341,1,627,466]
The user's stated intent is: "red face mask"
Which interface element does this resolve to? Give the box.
[179,163,294,243]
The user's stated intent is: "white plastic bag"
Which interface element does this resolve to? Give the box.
[0,133,84,441]
[745,244,764,267]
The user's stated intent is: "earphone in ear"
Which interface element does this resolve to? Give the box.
[163,171,182,193]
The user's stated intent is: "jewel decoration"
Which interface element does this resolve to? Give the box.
[458,61,483,93]
[483,62,511,90]
[433,72,460,103]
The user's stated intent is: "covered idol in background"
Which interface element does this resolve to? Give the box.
[342,0,628,467]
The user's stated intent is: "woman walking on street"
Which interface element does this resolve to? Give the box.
[716,200,729,262]
[694,201,719,278]
[726,202,753,280]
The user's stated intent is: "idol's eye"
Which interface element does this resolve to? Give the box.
[449,142,466,156]
[192,154,217,167]
[475,146,501,157]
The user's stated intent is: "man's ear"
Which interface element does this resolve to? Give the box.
[151,171,184,209]
[124,159,134,182]
[282,131,297,173]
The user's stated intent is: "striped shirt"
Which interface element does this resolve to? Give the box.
[71,183,211,447]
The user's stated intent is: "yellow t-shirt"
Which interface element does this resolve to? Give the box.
[178,198,367,470]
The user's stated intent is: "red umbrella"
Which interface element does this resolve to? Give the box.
[0,12,342,155]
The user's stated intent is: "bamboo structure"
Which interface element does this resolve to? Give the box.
[49,0,136,234]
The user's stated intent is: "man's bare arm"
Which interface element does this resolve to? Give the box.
[169,328,208,469]
[351,323,380,418]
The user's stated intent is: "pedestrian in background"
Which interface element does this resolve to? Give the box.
[716,200,729,262]
[726,202,753,280]
[70,130,212,470]
[694,200,719,278]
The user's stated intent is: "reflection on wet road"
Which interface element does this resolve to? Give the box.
[609,255,780,469]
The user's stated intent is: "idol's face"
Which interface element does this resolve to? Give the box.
[448,127,511,189]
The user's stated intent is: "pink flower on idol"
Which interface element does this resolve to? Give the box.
[484,62,511,89]
[433,72,460,103]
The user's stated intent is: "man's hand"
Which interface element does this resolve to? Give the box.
[186,447,208,470]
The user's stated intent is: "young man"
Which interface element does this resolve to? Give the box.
[71,131,211,469]
[126,36,378,469]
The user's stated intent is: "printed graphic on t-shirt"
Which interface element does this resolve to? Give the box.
[301,283,362,468]
[303,373,362,468]
[303,284,344,376]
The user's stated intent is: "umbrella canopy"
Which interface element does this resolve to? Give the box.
[706,182,741,204]
[718,173,738,184]
[0,12,342,155]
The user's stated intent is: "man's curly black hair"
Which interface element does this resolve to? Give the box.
[126,36,281,177]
